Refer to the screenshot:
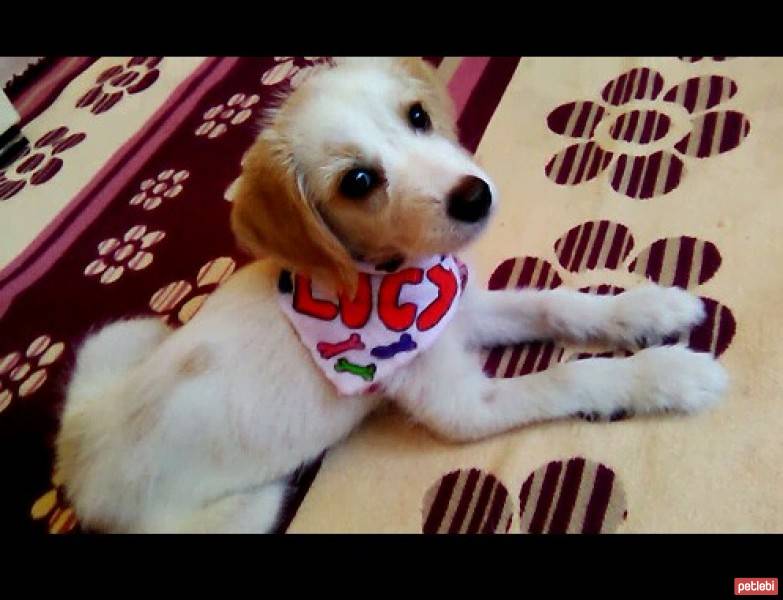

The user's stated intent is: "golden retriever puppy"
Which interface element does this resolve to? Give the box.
[55,58,726,533]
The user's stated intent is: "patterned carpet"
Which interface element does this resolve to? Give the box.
[0,56,517,533]
[2,57,781,534]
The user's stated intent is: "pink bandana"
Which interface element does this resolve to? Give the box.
[278,255,468,395]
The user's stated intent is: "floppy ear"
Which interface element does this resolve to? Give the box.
[396,58,457,140]
[230,131,357,294]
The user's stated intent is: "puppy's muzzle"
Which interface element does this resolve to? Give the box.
[447,175,493,223]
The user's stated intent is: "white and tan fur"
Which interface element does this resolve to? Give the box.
[55,58,728,533]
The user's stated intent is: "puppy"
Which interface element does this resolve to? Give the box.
[55,58,727,533]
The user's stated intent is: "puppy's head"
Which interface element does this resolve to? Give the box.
[231,57,497,293]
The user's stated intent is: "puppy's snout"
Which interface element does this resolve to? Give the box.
[447,176,492,223]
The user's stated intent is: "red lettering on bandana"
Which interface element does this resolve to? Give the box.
[417,264,458,331]
[338,273,373,329]
[293,274,338,320]
[378,267,424,331]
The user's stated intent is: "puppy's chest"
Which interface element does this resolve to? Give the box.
[278,255,468,395]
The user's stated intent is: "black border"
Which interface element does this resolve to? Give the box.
[0,20,780,593]
[3,534,781,597]
[1,6,781,56]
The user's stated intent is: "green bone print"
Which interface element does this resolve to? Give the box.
[334,358,377,381]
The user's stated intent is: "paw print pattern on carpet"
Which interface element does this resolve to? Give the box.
[421,458,627,534]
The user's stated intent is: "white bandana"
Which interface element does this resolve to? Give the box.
[278,255,468,395]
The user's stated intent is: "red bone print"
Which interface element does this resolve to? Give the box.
[316,333,365,359]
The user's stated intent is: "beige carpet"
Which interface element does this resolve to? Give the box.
[289,57,783,533]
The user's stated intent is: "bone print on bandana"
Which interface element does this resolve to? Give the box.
[278,255,465,395]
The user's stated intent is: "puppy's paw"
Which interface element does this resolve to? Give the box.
[609,284,706,349]
[631,345,728,414]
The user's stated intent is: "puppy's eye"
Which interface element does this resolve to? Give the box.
[408,102,431,132]
[339,168,378,198]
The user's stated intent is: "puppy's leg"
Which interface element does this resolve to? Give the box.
[389,334,727,442]
[143,482,289,533]
[460,284,705,349]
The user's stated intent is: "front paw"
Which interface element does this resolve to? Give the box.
[631,345,728,414]
[609,284,706,349]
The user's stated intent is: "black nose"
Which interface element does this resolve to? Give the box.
[447,176,492,223]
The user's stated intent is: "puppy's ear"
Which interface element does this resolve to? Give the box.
[396,57,440,81]
[230,131,357,293]
[396,58,457,140]
[332,57,395,69]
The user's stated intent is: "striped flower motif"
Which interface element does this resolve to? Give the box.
[679,57,733,63]
[482,256,567,379]
[260,57,330,88]
[422,468,515,534]
[483,220,736,421]
[546,68,751,199]
[0,335,65,415]
[421,459,628,534]
[0,127,86,201]
[518,458,627,534]
[129,168,190,211]
[195,93,260,139]
[84,225,166,284]
[149,256,237,327]
[76,57,161,115]
[30,470,77,534]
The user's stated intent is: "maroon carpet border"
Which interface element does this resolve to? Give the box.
[19,59,100,128]
[458,57,521,153]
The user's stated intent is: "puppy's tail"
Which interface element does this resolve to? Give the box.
[56,318,173,530]
[66,318,172,403]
